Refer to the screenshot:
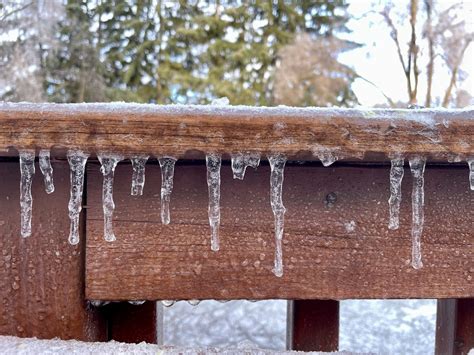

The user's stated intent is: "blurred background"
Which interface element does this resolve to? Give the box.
[1,0,472,353]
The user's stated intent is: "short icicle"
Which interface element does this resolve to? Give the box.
[231,152,260,180]
[98,153,123,242]
[67,150,89,245]
[268,154,287,277]
[158,157,177,225]
[468,159,474,191]
[130,155,148,196]
[409,157,426,269]
[206,153,222,251]
[39,149,54,194]
[388,158,404,230]
[19,150,35,238]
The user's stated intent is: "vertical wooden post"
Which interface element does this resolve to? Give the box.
[287,300,339,351]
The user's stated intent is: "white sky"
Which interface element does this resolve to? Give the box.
[340,0,473,107]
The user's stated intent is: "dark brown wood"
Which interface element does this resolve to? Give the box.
[454,299,474,355]
[85,163,474,300]
[0,161,106,340]
[0,103,472,159]
[287,300,339,351]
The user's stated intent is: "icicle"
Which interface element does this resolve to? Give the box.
[187,299,201,306]
[318,151,338,167]
[161,300,176,307]
[130,155,148,196]
[268,154,287,277]
[231,152,260,180]
[158,157,177,225]
[39,149,54,194]
[409,157,426,269]
[206,153,222,251]
[19,150,35,238]
[67,150,89,245]
[128,300,146,305]
[468,159,474,191]
[98,153,123,242]
[388,158,404,230]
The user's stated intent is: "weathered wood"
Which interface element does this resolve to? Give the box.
[287,300,339,351]
[0,162,106,340]
[0,103,472,160]
[85,162,473,300]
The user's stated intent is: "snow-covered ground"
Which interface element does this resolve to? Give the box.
[164,299,437,354]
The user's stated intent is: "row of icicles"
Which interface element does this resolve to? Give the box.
[18,150,474,276]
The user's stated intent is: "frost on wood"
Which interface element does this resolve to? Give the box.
[98,153,123,242]
[67,150,89,245]
[206,153,222,251]
[231,152,260,180]
[19,150,35,238]
[158,157,177,225]
[409,157,426,270]
[468,159,474,191]
[388,158,405,230]
[39,149,54,194]
[268,154,287,277]
[130,155,148,196]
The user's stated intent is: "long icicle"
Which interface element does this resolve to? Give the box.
[98,153,123,242]
[231,152,260,180]
[39,149,54,194]
[67,150,89,245]
[206,153,222,251]
[130,155,148,196]
[409,157,426,269]
[19,150,35,238]
[388,158,404,230]
[268,154,287,277]
[158,157,177,225]
[468,159,474,191]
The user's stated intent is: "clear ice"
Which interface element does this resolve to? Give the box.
[19,150,35,238]
[268,154,287,277]
[98,153,123,242]
[161,300,175,307]
[187,299,201,306]
[158,157,177,225]
[318,151,338,167]
[231,152,260,180]
[130,155,148,196]
[409,157,426,270]
[39,149,54,194]
[67,150,89,245]
[468,159,474,191]
[206,153,222,251]
[128,300,146,305]
[388,158,404,230]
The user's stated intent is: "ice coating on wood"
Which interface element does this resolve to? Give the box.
[388,158,405,230]
[98,153,123,242]
[161,300,175,307]
[231,152,260,180]
[158,157,177,225]
[19,150,35,238]
[409,157,426,270]
[38,149,54,194]
[206,153,222,251]
[268,154,287,277]
[468,159,474,190]
[130,155,148,196]
[67,150,89,245]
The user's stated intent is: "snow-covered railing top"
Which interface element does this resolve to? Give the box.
[0,102,473,160]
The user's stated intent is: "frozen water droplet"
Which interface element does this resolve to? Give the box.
[158,157,177,225]
[19,150,35,238]
[206,153,221,251]
[67,150,89,245]
[268,154,287,277]
[90,300,110,307]
[318,151,337,167]
[98,153,123,242]
[211,97,230,106]
[388,158,404,230]
[468,159,474,191]
[409,157,426,269]
[231,152,260,180]
[130,155,148,196]
[39,149,54,194]
[187,299,200,306]
[161,300,175,307]
[128,300,146,305]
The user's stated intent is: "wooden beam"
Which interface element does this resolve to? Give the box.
[85,163,473,300]
[0,103,472,159]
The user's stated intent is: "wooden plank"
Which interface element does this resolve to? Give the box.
[287,300,339,351]
[454,298,474,355]
[85,163,473,300]
[0,103,472,159]
[0,161,106,340]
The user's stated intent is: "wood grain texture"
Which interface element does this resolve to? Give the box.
[0,103,473,160]
[0,162,105,340]
[85,162,473,300]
